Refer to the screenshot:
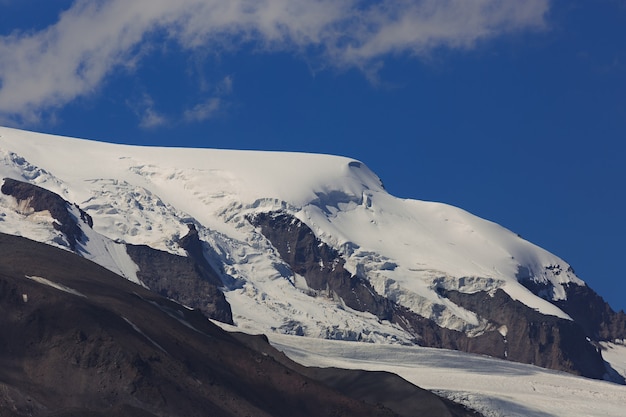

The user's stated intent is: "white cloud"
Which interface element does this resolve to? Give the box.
[183,97,222,123]
[128,92,167,129]
[139,108,167,129]
[183,75,233,123]
[216,75,234,96]
[340,1,550,62]
[0,0,550,122]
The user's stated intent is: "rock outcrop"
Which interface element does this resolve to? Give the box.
[126,242,233,324]
[522,280,626,342]
[250,210,621,382]
[1,177,92,250]
[249,211,394,320]
[440,288,611,380]
[1,178,233,325]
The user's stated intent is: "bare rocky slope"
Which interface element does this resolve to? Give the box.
[0,232,480,417]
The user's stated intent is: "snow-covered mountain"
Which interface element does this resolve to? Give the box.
[1,126,624,383]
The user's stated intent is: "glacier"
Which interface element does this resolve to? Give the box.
[2,125,626,415]
[0,126,584,337]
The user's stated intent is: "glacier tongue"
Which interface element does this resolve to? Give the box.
[0,126,582,338]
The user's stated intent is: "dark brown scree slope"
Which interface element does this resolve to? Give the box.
[0,232,480,417]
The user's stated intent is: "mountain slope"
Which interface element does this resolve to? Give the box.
[1,232,483,417]
[0,126,624,382]
[265,333,626,417]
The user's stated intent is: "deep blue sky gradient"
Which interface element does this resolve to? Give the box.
[1,1,625,312]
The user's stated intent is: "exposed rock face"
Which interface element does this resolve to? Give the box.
[0,232,477,417]
[1,177,233,325]
[1,178,92,250]
[440,289,610,380]
[249,211,395,320]
[126,242,233,324]
[249,212,504,354]
[522,280,626,342]
[249,210,619,381]
[390,306,506,358]
[178,223,224,288]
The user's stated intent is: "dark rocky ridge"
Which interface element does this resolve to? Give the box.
[249,211,395,321]
[249,213,505,353]
[1,177,92,250]
[0,232,480,417]
[1,177,233,325]
[231,332,482,417]
[250,210,623,382]
[178,223,224,288]
[126,242,233,324]
[521,279,626,342]
[390,305,506,358]
[440,288,617,381]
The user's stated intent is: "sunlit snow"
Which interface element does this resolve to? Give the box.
[25,275,86,298]
[3,125,625,415]
[0,126,586,339]
[261,331,626,417]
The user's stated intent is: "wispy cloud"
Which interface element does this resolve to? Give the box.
[183,75,233,122]
[127,92,168,129]
[183,97,223,123]
[0,0,550,123]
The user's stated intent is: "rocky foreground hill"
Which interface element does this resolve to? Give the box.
[0,232,483,417]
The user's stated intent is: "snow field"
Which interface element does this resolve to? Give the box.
[0,126,598,338]
[263,333,626,417]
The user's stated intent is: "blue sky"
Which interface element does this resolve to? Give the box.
[0,0,625,312]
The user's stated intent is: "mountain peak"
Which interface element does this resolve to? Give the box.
[1,126,624,383]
